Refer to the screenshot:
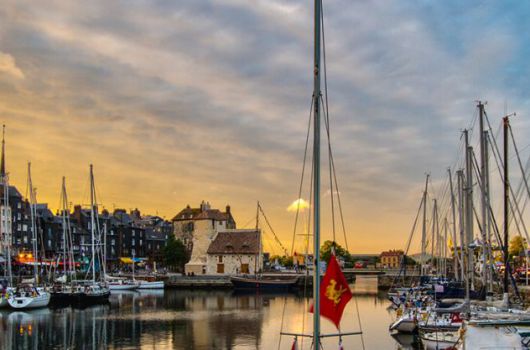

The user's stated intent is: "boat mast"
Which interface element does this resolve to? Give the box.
[503,115,510,302]
[448,169,459,281]
[90,164,96,284]
[1,125,12,285]
[255,201,260,276]
[61,177,68,277]
[312,0,322,346]
[420,174,429,276]
[28,162,39,284]
[478,101,489,290]
[464,129,474,302]
[457,170,466,284]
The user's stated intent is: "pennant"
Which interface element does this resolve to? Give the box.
[310,254,353,329]
[291,337,298,350]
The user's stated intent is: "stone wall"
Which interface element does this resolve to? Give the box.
[206,253,263,275]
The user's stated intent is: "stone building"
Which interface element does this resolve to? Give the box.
[172,201,235,274]
[206,229,262,275]
[380,249,404,268]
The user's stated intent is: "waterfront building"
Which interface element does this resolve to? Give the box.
[206,229,262,275]
[379,249,404,268]
[135,214,171,265]
[172,201,235,274]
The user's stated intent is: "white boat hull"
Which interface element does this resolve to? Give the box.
[108,282,139,291]
[8,291,51,309]
[420,331,460,350]
[389,317,417,333]
[137,281,164,289]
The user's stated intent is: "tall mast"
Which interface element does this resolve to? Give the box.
[484,131,492,292]
[420,174,429,276]
[431,199,438,275]
[1,125,5,179]
[28,162,39,284]
[503,116,510,300]
[448,169,459,280]
[312,0,322,345]
[464,129,474,302]
[90,164,96,284]
[255,201,260,276]
[457,170,466,283]
[478,101,489,289]
[1,125,12,285]
[61,177,67,276]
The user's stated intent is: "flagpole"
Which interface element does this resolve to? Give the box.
[312,0,322,347]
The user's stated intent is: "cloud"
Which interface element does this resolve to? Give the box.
[0,0,529,252]
[287,198,310,213]
[0,52,24,79]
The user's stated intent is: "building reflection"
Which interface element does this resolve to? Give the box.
[0,289,271,349]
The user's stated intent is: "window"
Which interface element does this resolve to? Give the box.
[17,202,21,209]
[217,264,224,273]
[17,213,21,220]
[111,239,115,245]
[23,236,28,244]
[139,239,142,246]
[132,239,135,246]
[48,239,52,248]
[218,256,223,263]
[241,264,249,274]
[18,224,21,231]
[132,230,135,237]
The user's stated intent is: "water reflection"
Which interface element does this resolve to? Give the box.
[0,277,411,349]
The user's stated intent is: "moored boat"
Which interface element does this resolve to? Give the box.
[230,276,298,291]
[8,285,50,309]
[137,280,164,289]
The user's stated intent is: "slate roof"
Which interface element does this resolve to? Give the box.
[207,230,260,255]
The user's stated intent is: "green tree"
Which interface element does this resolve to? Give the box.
[163,236,188,272]
[509,235,526,258]
[320,240,352,264]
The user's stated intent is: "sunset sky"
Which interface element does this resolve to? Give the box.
[1,1,529,254]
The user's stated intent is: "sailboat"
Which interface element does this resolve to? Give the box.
[279,1,364,348]
[7,162,51,309]
[71,165,110,305]
[107,251,139,291]
[50,177,77,305]
[230,201,298,291]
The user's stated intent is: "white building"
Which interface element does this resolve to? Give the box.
[206,229,262,275]
[172,201,235,275]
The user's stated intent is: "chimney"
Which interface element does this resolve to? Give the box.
[226,205,231,214]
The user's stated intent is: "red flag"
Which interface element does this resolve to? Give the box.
[291,337,298,350]
[310,254,352,329]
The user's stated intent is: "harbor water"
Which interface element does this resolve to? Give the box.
[0,277,410,349]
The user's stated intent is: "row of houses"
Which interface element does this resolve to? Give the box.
[0,182,171,267]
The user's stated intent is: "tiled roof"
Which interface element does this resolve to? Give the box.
[172,207,229,222]
[380,250,404,257]
[207,230,260,255]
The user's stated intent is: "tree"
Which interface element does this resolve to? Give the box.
[509,235,526,259]
[163,236,188,272]
[320,240,352,264]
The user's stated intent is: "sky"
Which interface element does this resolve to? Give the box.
[1,0,529,254]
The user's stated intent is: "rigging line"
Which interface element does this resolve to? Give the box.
[258,203,289,256]
[486,122,530,246]
[319,1,336,246]
[279,97,315,350]
[320,4,364,347]
[320,94,338,245]
[289,97,314,257]
[508,123,530,221]
[390,194,424,289]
